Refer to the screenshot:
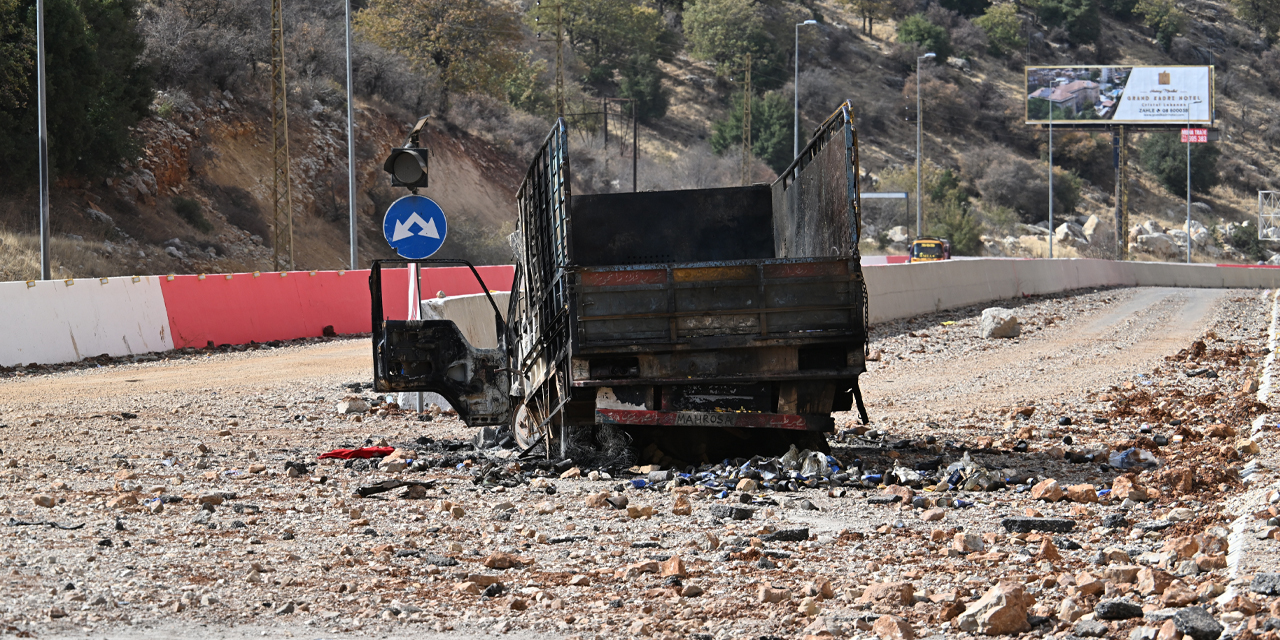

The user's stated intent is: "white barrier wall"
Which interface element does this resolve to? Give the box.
[0,276,173,367]
[864,258,1280,324]
[421,292,511,349]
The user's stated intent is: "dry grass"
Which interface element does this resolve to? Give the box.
[0,230,122,282]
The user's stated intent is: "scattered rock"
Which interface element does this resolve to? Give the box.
[873,614,915,640]
[980,308,1021,339]
[1030,479,1063,502]
[1171,606,1223,640]
[955,581,1032,635]
[1096,599,1145,620]
[1000,517,1075,533]
[709,504,754,520]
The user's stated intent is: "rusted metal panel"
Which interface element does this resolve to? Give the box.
[595,408,830,431]
[580,269,667,287]
[673,265,756,283]
[771,102,859,260]
[762,260,848,279]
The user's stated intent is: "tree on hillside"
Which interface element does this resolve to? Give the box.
[0,0,153,189]
[684,0,787,88]
[709,90,791,173]
[528,0,673,85]
[0,0,34,111]
[897,14,953,60]
[1140,133,1220,198]
[1036,0,1101,44]
[1228,0,1280,43]
[939,0,991,18]
[618,54,670,122]
[356,0,523,103]
[842,0,893,35]
[974,3,1025,55]
[1135,0,1184,49]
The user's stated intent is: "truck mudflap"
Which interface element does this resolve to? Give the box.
[596,408,834,432]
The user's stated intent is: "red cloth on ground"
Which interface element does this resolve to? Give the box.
[317,446,395,460]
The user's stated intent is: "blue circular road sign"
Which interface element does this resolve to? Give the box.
[382,195,448,259]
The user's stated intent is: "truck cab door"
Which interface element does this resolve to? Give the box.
[370,261,512,428]
[374,319,511,427]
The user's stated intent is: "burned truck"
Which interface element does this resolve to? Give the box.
[372,102,869,459]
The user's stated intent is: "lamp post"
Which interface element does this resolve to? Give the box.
[36,0,50,280]
[915,52,935,238]
[1048,100,1054,259]
[793,19,817,158]
[1186,98,1203,264]
[344,0,357,270]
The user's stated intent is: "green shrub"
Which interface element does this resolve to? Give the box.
[897,14,953,61]
[619,54,670,123]
[709,91,792,173]
[174,197,212,233]
[1036,0,1101,44]
[974,3,1026,55]
[1139,132,1219,198]
[1228,224,1267,263]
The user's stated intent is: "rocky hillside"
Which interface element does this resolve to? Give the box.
[2,0,1278,279]
[0,90,523,281]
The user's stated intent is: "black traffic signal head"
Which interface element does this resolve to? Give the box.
[383,147,429,189]
[384,115,430,189]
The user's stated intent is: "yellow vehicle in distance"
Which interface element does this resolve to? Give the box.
[909,237,951,263]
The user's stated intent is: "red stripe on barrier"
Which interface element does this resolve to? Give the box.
[160,266,514,348]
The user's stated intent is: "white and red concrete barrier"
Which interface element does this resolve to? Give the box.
[5,259,1280,367]
[1,265,513,367]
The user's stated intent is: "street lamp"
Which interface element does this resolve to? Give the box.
[1186,98,1204,264]
[915,52,935,238]
[1048,99,1054,258]
[794,19,818,158]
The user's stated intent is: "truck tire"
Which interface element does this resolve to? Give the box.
[512,403,543,451]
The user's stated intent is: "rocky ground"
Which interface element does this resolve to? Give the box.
[0,287,1277,640]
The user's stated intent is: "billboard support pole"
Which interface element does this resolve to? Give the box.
[1112,126,1123,260]
[1048,106,1054,259]
[1119,126,1129,260]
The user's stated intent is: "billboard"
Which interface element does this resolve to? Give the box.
[1025,65,1213,125]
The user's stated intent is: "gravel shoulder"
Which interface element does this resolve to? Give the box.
[1,286,1277,640]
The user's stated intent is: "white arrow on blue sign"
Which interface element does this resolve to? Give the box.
[383,194,448,259]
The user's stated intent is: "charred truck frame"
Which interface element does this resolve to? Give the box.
[372,102,870,458]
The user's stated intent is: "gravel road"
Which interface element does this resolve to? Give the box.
[0,286,1277,640]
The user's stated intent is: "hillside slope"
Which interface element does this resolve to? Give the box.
[0,91,522,281]
[1,0,1277,280]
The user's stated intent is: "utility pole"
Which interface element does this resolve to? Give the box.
[741,53,752,186]
[36,0,50,280]
[344,0,357,270]
[554,1,565,119]
[270,0,293,271]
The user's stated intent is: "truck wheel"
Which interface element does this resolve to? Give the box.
[512,403,543,451]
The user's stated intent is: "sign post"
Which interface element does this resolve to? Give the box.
[1180,128,1207,143]
[382,194,448,413]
